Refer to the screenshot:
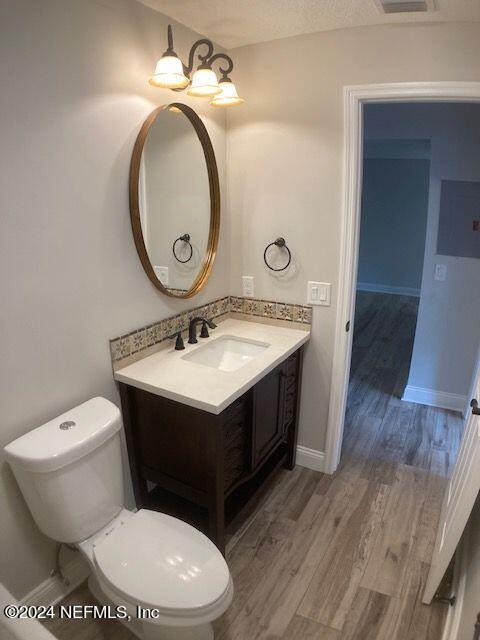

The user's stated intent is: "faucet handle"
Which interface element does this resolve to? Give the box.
[174,331,185,350]
[200,321,210,339]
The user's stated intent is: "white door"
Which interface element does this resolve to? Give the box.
[423,353,480,604]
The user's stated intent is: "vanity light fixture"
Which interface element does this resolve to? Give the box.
[149,25,244,107]
[187,64,221,97]
[211,77,244,107]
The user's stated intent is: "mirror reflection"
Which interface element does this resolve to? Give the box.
[136,105,214,297]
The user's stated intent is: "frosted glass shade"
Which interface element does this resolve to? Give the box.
[187,68,221,97]
[210,80,244,107]
[149,55,189,89]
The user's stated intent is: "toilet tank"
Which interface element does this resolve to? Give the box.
[4,397,124,543]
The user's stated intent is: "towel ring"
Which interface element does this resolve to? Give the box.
[172,233,193,263]
[263,237,291,272]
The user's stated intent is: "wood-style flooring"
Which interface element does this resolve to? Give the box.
[43,292,463,640]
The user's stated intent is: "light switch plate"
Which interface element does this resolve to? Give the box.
[307,281,331,306]
[242,276,254,298]
[434,264,447,282]
[154,266,169,285]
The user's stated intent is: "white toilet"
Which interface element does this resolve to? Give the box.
[4,397,233,640]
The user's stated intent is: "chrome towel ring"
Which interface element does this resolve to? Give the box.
[172,233,193,263]
[263,237,291,272]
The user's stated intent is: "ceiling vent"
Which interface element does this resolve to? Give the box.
[376,0,435,13]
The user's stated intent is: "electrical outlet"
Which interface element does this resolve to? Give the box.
[307,281,331,306]
[434,264,447,282]
[154,266,169,285]
[242,276,254,298]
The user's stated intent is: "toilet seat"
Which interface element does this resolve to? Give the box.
[92,509,232,624]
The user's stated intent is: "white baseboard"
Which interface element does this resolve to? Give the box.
[296,445,326,472]
[357,282,420,297]
[20,556,90,607]
[402,385,466,413]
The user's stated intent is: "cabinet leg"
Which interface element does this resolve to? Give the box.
[119,383,150,508]
[134,476,150,509]
[284,423,297,470]
[284,346,303,471]
[208,499,225,555]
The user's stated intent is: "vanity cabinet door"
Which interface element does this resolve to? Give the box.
[252,363,284,468]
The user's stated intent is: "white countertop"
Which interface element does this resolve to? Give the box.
[114,318,310,414]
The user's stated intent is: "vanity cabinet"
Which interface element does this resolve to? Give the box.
[253,350,299,468]
[119,346,304,553]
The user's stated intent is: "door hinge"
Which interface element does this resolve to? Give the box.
[473,612,480,640]
[433,593,456,606]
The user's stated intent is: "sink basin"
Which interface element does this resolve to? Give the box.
[182,335,270,372]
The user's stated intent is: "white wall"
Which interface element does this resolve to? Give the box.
[0,0,228,599]
[364,103,480,399]
[358,154,430,295]
[226,22,480,452]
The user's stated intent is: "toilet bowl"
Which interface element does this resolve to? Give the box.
[79,508,233,639]
[4,397,233,640]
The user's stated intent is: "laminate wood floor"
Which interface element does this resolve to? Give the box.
[43,292,463,640]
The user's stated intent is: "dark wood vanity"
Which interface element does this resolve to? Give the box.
[119,346,304,553]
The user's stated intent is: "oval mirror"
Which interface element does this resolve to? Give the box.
[129,103,220,298]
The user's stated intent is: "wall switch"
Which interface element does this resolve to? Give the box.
[434,264,447,282]
[307,281,331,306]
[242,276,254,298]
[154,266,169,285]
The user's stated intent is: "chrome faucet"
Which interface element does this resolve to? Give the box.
[188,317,217,344]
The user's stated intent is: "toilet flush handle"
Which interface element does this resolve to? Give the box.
[59,421,76,430]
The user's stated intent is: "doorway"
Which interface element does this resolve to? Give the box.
[351,126,431,411]
[326,84,480,475]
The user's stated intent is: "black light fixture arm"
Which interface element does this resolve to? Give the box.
[166,24,176,54]
[185,38,215,74]
[166,25,233,76]
[208,52,234,79]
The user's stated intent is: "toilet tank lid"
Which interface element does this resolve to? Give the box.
[4,397,122,473]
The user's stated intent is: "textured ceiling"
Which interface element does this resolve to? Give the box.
[138,0,480,49]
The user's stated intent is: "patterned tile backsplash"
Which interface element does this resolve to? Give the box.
[230,297,313,324]
[110,295,312,369]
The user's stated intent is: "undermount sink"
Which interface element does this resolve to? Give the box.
[182,335,270,372]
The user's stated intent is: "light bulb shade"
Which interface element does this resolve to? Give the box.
[210,79,244,107]
[149,55,189,89]
[187,67,221,97]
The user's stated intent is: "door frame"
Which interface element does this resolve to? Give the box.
[325,81,480,475]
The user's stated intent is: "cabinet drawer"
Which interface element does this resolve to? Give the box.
[224,446,245,489]
[285,351,298,375]
[223,418,248,490]
[224,417,246,448]
[221,394,246,424]
[225,464,244,491]
[282,383,297,427]
[280,355,298,429]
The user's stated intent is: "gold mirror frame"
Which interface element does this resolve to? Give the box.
[129,103,220,298]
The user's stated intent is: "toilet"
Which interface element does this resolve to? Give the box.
[4,397,233,640]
